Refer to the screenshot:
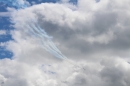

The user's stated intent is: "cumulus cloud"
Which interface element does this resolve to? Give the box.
[0,12,11,17]
[0,0,130,86]
[0,30,6,35]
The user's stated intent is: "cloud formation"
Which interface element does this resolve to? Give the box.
[0,0,130,86]
[0,30,6,35]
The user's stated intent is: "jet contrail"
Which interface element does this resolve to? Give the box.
[0,0,69,60]
[27,23,67,59]
[0,0,86,70]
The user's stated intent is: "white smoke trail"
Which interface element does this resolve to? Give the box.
[0,0,83,69]
[27,22,67,59]
[0,0,68,59]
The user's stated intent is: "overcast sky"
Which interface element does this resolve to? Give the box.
[0,0,130,86]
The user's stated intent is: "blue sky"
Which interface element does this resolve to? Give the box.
[0,2,13,59]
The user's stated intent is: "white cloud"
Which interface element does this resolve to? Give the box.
[0,42,7,47]
[0,57,130,86]
[0,30,6,35]
[0,12,11,17]
[1,0,130,86]
[79,30,116,44]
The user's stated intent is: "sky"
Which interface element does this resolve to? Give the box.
[0,0,130,86]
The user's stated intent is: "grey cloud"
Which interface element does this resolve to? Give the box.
[1,0,130,86]
[8,0,130,60]
[3,78,28,86]
[100,58,130,86]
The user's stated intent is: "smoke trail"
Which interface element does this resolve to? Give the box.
[0,0,85,70]
[27,22,67,59]
[0,0,69,60]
